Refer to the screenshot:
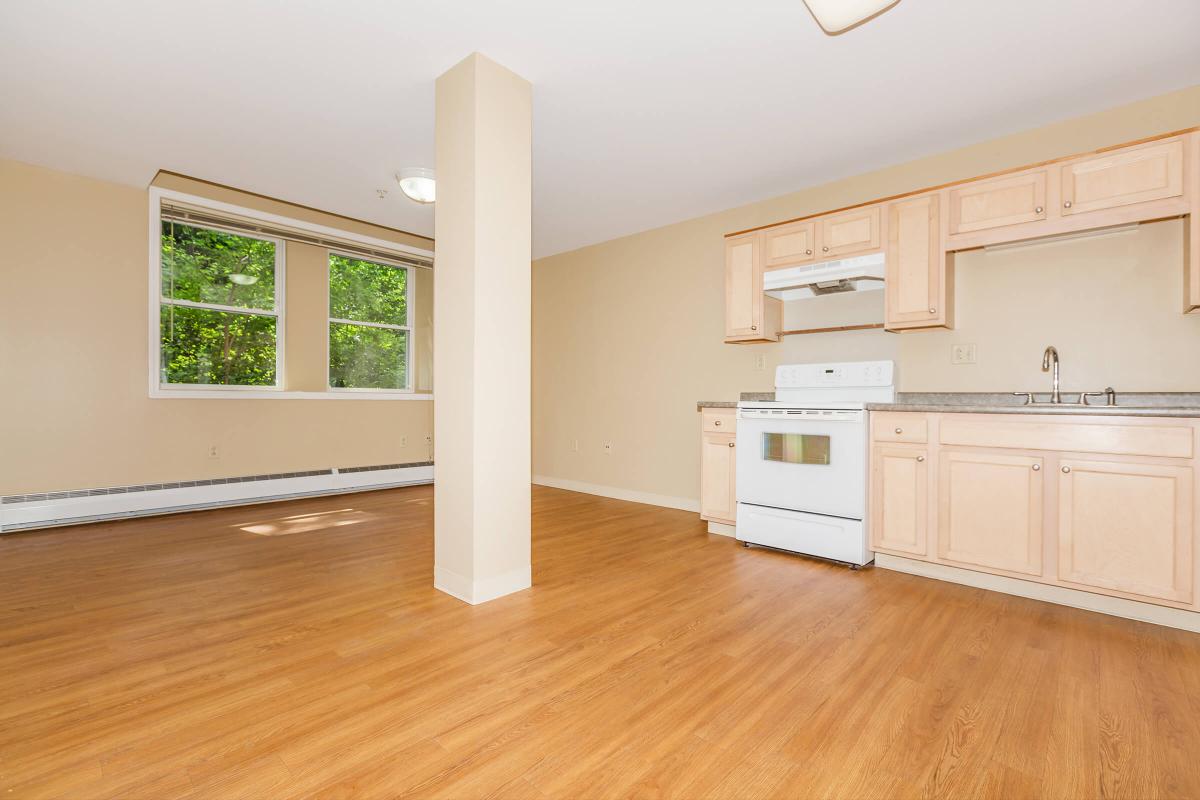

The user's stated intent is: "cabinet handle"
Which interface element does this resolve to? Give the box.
[1063,201,1073,209]
[751,325,757,331]
[1035,206,1043,214]
[1062,465,1071,473]
[728,442,735,448]
[822,246,830,252]
[928,307,937,314]
[916,455,925,462]
[1032,464,1040,471]
[713,419,721,426]
[806,249,812,255]
[894,427,903,434]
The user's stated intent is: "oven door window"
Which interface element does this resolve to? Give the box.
[761,432,831,465]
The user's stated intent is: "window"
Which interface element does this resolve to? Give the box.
[328,253,411,391]
[159,220,282,388]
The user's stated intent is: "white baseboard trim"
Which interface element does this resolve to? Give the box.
[706,520,736,537]
[532,475,700,513]
[434,564,532,605]
[875,553,1200,634]
[0,465,434,532]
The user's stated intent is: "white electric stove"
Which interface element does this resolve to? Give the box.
[736,360,895,566]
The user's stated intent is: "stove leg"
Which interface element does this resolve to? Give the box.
[742,542,750,548]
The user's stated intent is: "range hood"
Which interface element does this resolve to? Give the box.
[764,252,885,301]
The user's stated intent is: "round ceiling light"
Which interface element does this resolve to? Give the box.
[396,167,436,204]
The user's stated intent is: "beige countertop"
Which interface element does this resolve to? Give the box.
[866,392,1200,418]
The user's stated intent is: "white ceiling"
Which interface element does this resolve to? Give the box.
[2,0,1199,258]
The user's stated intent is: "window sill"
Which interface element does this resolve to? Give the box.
[150,388,433,401]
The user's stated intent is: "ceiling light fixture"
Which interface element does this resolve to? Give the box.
[396,167,436,204]
[802,0,899,34]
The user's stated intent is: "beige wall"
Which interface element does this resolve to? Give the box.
[532,85,1200,505]
[1,159,434,495]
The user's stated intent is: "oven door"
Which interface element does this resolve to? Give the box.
[736,409,866,520]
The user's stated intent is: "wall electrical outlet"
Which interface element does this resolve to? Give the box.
[400,435,409,447]
[603,442,613,456]
[571,439,580,452]
[951,343,977,365]
[207,445,220,459]
[754,354,767,371]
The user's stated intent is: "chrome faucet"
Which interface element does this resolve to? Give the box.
[1042,346,1061,404]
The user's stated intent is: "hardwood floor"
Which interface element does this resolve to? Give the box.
[2,485,1199,799]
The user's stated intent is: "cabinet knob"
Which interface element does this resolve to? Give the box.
[728,442,735,448]
[1035,206,1043,214]
[916,455,925,462]
[1062,465,1071,473]
[894,427,903,434]
[713,419,721,426]
[928,307,937,314]
[822,246,830,252]
[1032,464,1041,471]
[751,325,757,331]
[1063,201,1073,209]
[806,249,812,255]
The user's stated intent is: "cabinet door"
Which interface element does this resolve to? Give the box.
[885,194,943,329]
[870,445,929,557]
[948,170,1047,234]
[1058,459,1193,604]
[725,233,762,339]
[1060,139,1184,216]
[818,206,881,258]
[700,433,737,523]
[763,221,816,269]
[937,451,1044,577]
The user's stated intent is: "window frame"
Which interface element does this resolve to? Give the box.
[326,250,414,394]
[156,217,286,393]
[148,187,434,400]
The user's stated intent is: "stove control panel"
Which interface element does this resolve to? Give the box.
[775,360,894,390]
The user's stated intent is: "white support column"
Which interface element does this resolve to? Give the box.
[432,53,533,604]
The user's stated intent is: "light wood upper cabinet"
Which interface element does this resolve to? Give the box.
[885,193,945,330]
[937,450,1044,577]
[1057,458,1193,604]
[948,169,1048,234]
[763,220,816,269]
[700,410,737,525]
[870,444,929,557]
[1060,138,1185,216]
[724,233,780,343]
[818,206,881,258]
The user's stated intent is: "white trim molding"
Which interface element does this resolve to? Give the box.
[532,475,700,513]
[434,564,532,605]
[1,465,434,532]
[875,553,1200,634]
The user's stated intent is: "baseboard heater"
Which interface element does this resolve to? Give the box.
[0,462,434,533]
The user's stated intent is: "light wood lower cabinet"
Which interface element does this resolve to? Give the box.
[869,445,929,557]
[699,408,737,524]
[1058,458,1193,604]
[937,450,1043,576]
[869,411,1200,613]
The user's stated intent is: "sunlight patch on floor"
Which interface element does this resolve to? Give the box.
[238,508,374,536]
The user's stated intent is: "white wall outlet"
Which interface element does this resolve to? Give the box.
[207,445,220,459]
[571,439,580,452]
[603,442,613,455]
[754,354,767,371]
[951,343,977,365]
[424,434,432,444]
[400,435,409,447]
